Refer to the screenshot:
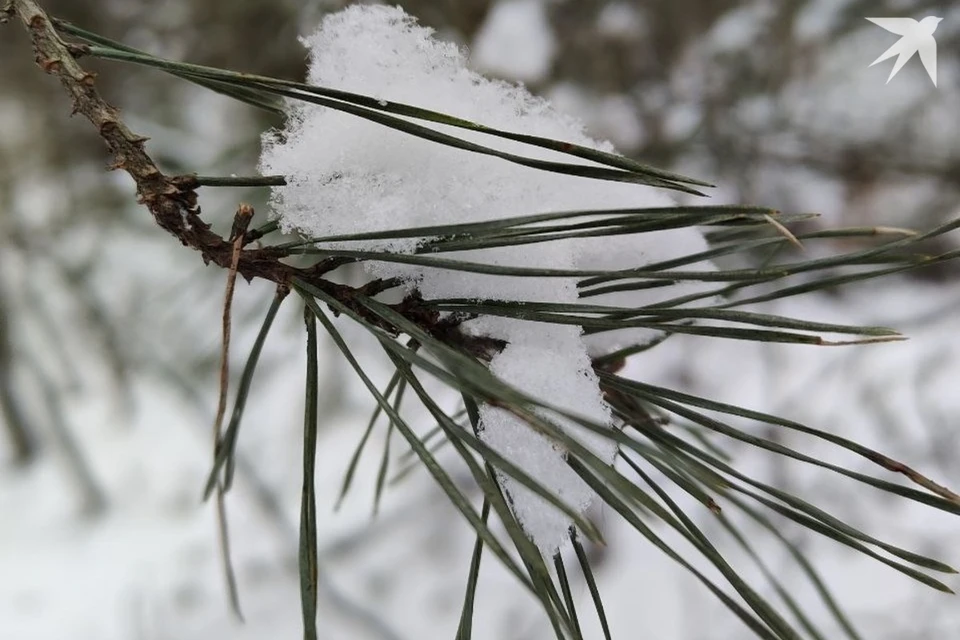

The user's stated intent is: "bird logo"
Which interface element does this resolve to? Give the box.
[866,16,942,87]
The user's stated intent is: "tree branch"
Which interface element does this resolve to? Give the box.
[9,0,287,277]
[6,0,464,343]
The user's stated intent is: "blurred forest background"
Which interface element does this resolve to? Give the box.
[2,1,959,639]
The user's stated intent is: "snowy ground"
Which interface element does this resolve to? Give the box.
[2,281,958,640]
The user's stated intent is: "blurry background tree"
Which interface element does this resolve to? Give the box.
[2,1,958,639]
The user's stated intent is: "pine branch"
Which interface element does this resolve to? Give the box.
[7,0,485,356]
[9,3,960,638]
[5,2,338,299]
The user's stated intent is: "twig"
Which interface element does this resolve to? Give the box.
[214,204,254,439]
[7,0,444,337]
[211,203,254,621]
[10,0,309,285]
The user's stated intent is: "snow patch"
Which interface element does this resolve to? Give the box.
[472,0,556,83]
[478,324,614,551]
[260,4,712,552]
[596,2,647,40]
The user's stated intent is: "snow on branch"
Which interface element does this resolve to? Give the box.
[261,5,716,552]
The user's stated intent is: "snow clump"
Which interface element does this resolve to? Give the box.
[260,4,713,552]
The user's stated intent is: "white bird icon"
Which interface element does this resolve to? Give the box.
[866,16,943,87]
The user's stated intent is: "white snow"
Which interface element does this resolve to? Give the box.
[707,5,770,52]
[596,2,647,40]
[478,324,614,551]
[548,83,646,150]
[259,4,713,552]
[472,0,556,83]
